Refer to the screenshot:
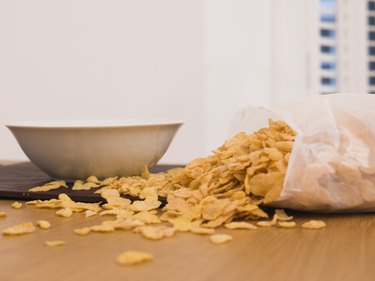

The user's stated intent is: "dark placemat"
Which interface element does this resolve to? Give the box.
[0,162,182,203]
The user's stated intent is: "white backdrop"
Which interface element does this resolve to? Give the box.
[0,0,310,164]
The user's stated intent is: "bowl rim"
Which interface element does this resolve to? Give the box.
[5,119,184,129]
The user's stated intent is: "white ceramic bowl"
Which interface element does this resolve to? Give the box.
[6,119,183,181]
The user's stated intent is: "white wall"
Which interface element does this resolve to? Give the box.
[0,0,206,163]
[2,1,367,164]
[1,0,277,164]
[270,0,317,105]
[204,0,273,150]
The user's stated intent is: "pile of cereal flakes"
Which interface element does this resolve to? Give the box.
[1,119,326,266]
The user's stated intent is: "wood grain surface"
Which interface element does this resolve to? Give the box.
[1,162,375,281]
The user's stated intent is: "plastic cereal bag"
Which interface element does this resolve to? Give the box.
[230,94,375,212]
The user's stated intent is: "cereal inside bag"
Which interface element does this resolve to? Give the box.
[231,94,375,212]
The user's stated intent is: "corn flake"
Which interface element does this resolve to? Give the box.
[106,218,145,231]
[29,181,67,192]
[100,209,134,218]
[117,250,153,266]
[278,221,296,228]
[3,222,36,235]
[85,210,98,218]
[74,227,91,236]
[90,223,115,233]
[224,222,257,230]
[45,240,65,247]
[137,226,176,240]
[87,175,101,184]
[257,214,278,227]
[210,234,233,244]
[130,199,161,212]
[169,217,195,232]
[302,220,326,230]
[190,226,215,235]
[131,211,161,224]
[56,208,73,218]
[72,180,99,191]
[11,201,23,209]
[274,209,293,221]
[37,220,51,229]
[26,199,61,209]
[101,189,131,209]
[59,194,101,212]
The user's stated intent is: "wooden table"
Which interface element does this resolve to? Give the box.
[1,162,375,281]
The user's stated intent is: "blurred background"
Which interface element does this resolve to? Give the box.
[0,0,372,164]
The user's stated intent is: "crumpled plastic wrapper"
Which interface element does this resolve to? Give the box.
[230,94,375,212]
